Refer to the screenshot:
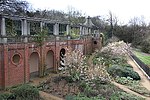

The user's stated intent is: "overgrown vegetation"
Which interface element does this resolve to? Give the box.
[68,28,80,39]
[0,84,40,100]
[115,77,150,97]
[65,91,144,100]
[92,41,149,99]
[107,65,140,80]
[37,41,146,99]
[93,41,150,98]
[141,38,150,53]
[0,92,15,100]
[33,28,48,46]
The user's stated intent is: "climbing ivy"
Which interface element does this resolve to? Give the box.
[34,28,48,46]
[6,18,18,36]
[69,28,80,39]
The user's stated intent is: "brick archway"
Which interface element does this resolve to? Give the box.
[46,50,54,72]
[29,52,39,78]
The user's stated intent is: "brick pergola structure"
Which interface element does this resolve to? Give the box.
[0,14,102,89]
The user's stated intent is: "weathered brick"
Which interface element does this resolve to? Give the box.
[0,38,101,89]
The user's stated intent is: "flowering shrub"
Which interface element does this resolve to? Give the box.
[93,54,127,67]
[86,65,110,84]
[92,41,131,67]
[101,41,131,57]
[59,47,88,82]
[59,47,110,84]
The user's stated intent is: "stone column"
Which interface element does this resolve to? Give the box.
[89,28,91,34]
[1,17,7,43]
[80,26,82,35]
[66,24,69,35]
[86,28,89,34]
[40,21,43,31]
[21,19,28,42]
[54,23,59,40]
[40,21,46,41]
[54,23,59,35]
[53,24,55,35]
[82,27,85,35]
[84,27,86,34]
[27,22,30,35]
[85,28,87,34]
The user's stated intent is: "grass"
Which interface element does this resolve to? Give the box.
[133,51,150,66]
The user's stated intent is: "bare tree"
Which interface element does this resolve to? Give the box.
[128,16,147,45]
[107,11,119,38]
[66,6,86,24]
[91,16,108,32]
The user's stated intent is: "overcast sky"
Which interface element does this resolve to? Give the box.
[25,0,150,24]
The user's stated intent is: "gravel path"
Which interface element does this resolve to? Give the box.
[127,56,150,100]
[127,56,150,91]
[112,81,148,99]
[39,91,63,100]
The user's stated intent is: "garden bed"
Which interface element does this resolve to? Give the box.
[115,77,150,97]
[36,41,146,99]
[1,41,148,100]
[36,42,150,100]
[37,75,144,100]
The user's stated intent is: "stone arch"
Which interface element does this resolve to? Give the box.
[60,48,65,55]
[45,50,54,72]
[59,48,66,68]
[29,52,39,78]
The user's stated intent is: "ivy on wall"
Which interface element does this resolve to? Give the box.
[68,28,80,39]
[6,18,21,37]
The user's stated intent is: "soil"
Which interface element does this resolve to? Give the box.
[30,74,64,100]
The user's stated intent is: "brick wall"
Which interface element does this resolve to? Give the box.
[0,38,101,88]
[0,45,3,89]
[8,49,25,86]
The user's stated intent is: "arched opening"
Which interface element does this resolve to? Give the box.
[94,41,97,44]
[46,50,54,72]
[59,48,66,68]
[29,52,39,78]
[60,48,65,55]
